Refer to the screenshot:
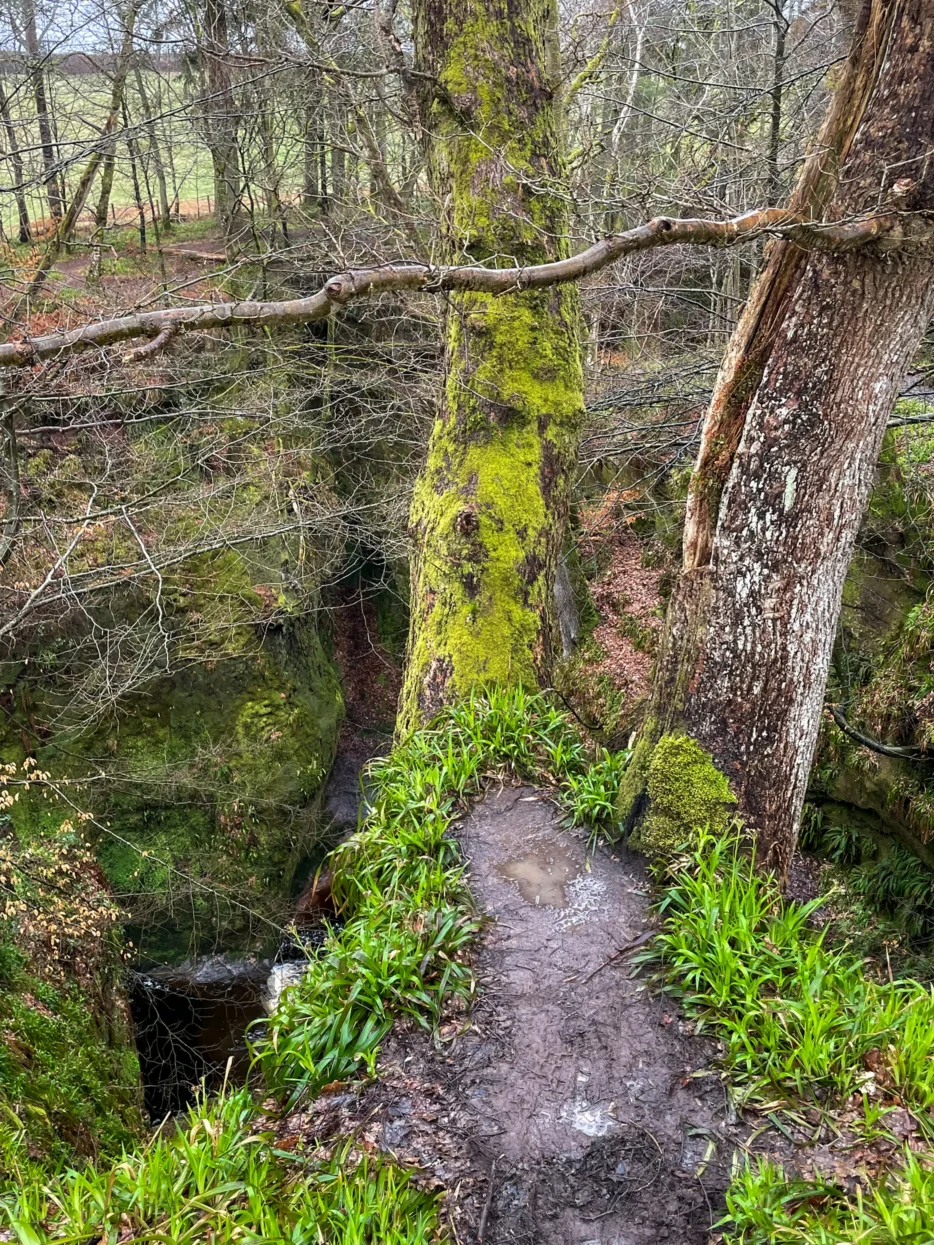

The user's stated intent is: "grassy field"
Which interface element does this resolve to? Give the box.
[0,69,307,239]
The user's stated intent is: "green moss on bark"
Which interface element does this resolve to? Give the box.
[400,0,584,731]
[631,733,737,857]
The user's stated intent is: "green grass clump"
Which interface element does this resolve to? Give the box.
[0,1086,441,1244]
[724,1151,934,1244]
[641,831,934,1111]
[639,831,934,1243]
[253,686,628,1101]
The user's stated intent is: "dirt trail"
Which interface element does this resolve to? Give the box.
[436,785,741,1243]
[286,785,748,1241]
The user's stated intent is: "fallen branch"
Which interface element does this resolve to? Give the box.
[0,208,894,370]
[581,928,657,983]
[159,245,228,263]
[121,323,178,362]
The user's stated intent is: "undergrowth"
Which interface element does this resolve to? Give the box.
[639,831,934,1244]
[0,687,626,1242]
[725,1152,934,1244]
[2,1087,442,1245]
[800,803,934,952]
[10,687,933,1244]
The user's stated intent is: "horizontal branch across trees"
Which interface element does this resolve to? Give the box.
[0,208,904,370]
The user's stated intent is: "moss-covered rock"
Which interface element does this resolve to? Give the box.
[0,825,143,1185]
[813,424,934,870]
[3,616,343,962]
[632,733,736,857]
[83,622,341,960]
[0,950,142,1185]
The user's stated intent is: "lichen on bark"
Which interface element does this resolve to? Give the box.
[399,0,585,731]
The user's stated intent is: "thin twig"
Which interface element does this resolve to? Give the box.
[477,1159,497,1243]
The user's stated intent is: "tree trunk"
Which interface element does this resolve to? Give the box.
[330,102,346,212]
[0,75,30,241]
[202,0,239,241]
[22,0,64,222]
[621,0,934,878]
[123,98,146,253]
[133,65,171,227]
[398,0,585,730]
[302,89,320,211]
[89,143,117,282]
[766,1,787,205]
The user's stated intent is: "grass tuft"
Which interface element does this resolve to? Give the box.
[1,1086,442,1244]
[639,830,934,1243]
[724,1151,934,1244]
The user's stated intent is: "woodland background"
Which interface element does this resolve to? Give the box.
[1,0,933,1209]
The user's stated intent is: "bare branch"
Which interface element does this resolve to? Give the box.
[827,705,930,761]
[0,208,895,370]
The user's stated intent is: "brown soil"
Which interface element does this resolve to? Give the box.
[277,786,751,1242]
[324,591,400,826]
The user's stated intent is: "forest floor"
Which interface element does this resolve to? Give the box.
[272,785,759,1244]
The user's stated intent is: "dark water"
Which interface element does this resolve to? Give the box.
[129,924,342,1119]
[129,754,365,1120]
[130,959,269,1119]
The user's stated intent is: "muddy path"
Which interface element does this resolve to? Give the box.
[281,785,750,1242]
[445,785,738,1242]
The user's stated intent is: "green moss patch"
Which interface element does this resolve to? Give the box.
[0,947,143,1185]
[632,733,736,856]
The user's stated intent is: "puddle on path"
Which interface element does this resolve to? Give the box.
[497,843,581,907]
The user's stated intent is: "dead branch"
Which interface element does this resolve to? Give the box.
[0,208,896,370]
[121,323,179,362]
[827,705,931,761]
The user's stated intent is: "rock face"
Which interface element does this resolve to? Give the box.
[4,615,343,963]
[0,604,342,1167]
[262,961,305,1015]
[806,426,934,902]
[90,618,344,960]
[0,847,144,1181]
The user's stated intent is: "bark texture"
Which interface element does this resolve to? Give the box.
[202,0,240,240]
[397,0,585,730]
[625,0,934,877]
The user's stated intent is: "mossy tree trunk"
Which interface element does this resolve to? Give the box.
[622,0,934,878]
[398,0,585,731]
